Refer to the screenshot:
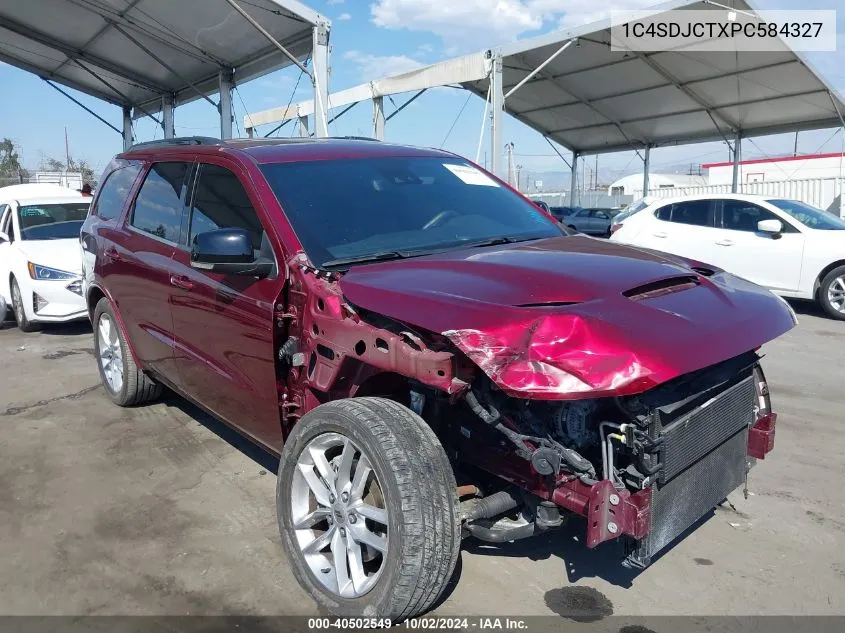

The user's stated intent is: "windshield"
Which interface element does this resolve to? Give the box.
[260,157,564,268]
[616,197,656,222]
[767,199,845,230]
[18,202,89,240]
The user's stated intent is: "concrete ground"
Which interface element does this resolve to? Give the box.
[1,301,844,619]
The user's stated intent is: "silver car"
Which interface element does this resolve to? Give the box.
[563,208,620,237]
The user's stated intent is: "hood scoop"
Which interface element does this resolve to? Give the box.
[623,275,700,301]
[513,300,580,308]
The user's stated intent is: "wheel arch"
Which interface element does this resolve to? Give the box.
[813,259,845,297]
[87,283,142,367]
[351,370,412,406]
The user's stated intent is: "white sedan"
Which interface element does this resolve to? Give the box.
[0,185,91,331]
[610,193,845,320]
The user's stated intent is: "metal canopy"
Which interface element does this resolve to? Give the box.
[0,0,330,141]
[468,0,845,155]
[245,0,845,160]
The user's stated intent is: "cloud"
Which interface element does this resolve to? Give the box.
[338,12,352,21]
[368,1,674,50]
[343,50,423,80]
[327,0,344,5]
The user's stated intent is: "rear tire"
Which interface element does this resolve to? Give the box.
[93,297,161,406]
[277,397,460,621]
[10,278,40,333]
[818,265,845,321]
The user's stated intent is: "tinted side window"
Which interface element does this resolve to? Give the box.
[721,200,793,232]
[131,162,190,243]
[94,164,142,220]
[189,164,263,250]
[668,200,713,226]
[655,204,672,221]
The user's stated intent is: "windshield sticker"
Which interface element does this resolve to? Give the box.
[443,163,500,187]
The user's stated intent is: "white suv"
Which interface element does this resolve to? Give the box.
[610,193,845,320]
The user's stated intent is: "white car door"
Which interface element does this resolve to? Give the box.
[634,199,719,265]
[708,199,805,292]
[0,204,13,302]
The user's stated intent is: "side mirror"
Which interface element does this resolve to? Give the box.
[191,228,272,278]
[757,219,783,235]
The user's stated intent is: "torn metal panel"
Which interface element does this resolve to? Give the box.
[287,258,466,400]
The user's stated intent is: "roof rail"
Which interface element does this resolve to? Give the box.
[127,136,222,151]
[328,135,381,142]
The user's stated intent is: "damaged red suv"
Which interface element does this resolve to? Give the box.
[81,137,795,620]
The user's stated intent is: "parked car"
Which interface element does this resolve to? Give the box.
[549,205,580,221]
[610,193,845,319]
[609,196,660,235]
[81,137,794,620]
[533,199,551,213]
[564,207,621,236]
[0,184,90,331]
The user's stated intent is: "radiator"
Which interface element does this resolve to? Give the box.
[629,375,754,564]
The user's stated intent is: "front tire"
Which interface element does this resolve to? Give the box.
[93,297,161,406]
[819,265,845,321]
[277,397,460,621]
[10,278,40,332]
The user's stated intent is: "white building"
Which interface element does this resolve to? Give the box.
[703,152,845,185]
[32,171,84,190]
[608,173,706,196]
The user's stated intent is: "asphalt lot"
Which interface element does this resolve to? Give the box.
[1,302,844,620]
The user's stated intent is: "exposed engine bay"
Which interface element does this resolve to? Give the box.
[414,349,772,567]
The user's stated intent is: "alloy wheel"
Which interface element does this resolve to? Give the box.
[98,313,124,393]
[827,275,845,314]
[291,432,389,598]
[11,282,24,324]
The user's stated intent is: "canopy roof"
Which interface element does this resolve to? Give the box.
[470,0,845,154]
[0,0,326,118]
[246,0,845,156]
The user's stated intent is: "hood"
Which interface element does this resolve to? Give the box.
[16,239,83,275]
[340,236,796,399]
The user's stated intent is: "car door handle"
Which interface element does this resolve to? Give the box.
[715,239,735,246]
[652,232,668,238]
[169,275,194,290]
[104,246,126,262]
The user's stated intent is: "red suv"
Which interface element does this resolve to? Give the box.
[81,137,795,620]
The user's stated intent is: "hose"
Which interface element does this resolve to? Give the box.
[599,421,622,482]
[461,488,522,522]
[465,390,500,424]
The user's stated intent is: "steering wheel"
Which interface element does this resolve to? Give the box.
[423,209,458,230]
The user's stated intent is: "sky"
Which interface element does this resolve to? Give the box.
[1,0,844,188]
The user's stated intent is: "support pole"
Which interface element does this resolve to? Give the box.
[162,94,175,138]
[224,0,310,76]
[385,89,426,123]
[731,130,742,193]
[372,96,385,140]
[312,21,330,137]
[42,79,122,135]
[122,106,133,151]
[298,115,309,137]
[504,39,574,100]
[643,145,651,196]
[219,70,233,139]
[570,152,579,207]
[490,52,504,178]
